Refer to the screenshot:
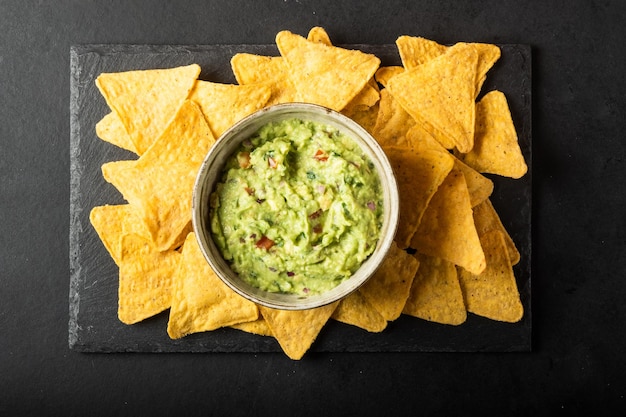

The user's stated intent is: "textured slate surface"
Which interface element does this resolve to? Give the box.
[69,43,531,353]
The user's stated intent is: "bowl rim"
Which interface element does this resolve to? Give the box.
[192,102,399,310]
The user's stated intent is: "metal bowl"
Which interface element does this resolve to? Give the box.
[192,103,399,310]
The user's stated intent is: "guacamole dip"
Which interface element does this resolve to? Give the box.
[209,118,383,295]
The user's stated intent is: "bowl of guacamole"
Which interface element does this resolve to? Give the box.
[193,103,399,310]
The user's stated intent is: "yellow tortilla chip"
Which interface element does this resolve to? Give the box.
[95,112,139,155]
[403,122,449,153]
[374,66,404,88]
[371,89,416,148]
[341,102,379,134]
[384,147,455,248]
[472,199,520,265]
[396,35,448,69]
[276,30,380,111]
[457,230,523,322]
[411,169,486,275]
[307,26,333,45]
[89,204,151,265]
[458,90,527,178]
[95,64,200,154]
[230,318,273,337]
[359,242,420,321]
[403,254,467,325]
[453,158,494,207]
[230,53,297,106]
[102,100,215,251]
[190,80,272,137]
[259,302,338,360]
[344,80,380,110]
[332,290,387,333]
[396,36,500,97]
[387,44,478,152]
[167,233,259,339]
[118,233,180,324]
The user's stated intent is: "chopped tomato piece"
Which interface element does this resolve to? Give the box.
[255,235,275,250]
[314,149,328,161]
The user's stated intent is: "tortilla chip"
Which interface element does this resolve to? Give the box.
[411,169,486,275]
[341,102,379,134]
[230,54,297,106]
[384,147,455,248]
[307,26,333,45]
[374,66,404,88]
[101,100,215,251]
[396,35,448,69]
[457,230,523,322]
[403,254,466,325]
[259,302,338,360]
[95,112,139,155]
[371,89,416,148]
[405,121,451,154]
[396,36,500,97]
[89,204,152,265]
[95,64,200,154]
[453,158,494,207]
[472,199,520,265]
[230,318,273,337]
[117,233,180,324]
[359,242,420,321]
[332,290,387,332]
[458,90,527,178]
[167,233,259,339]
[344,81,380,110]
[190,80,272,137]
[276,30,380,111]
[387,44,478,152]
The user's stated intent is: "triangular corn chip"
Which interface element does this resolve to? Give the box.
[371,89,416,148]
[230,318,273,337]
[276,30,380,111]
[259,302,338,360]
[411,169,486,275]
[396,36,500,98]
[102,100,215,251]
[472,199,520,265]
[396,35,448,69]
[387,44,478,152]
[458,90,527,178]
[453,158,494,207]
[374,66,404,88]
[332,290,387,332]
[403,253,467,325]
[89,204,151,265]
[95,112,139,155]
[95,64,201,154]
[190,80,272,137]
[117,233,180,324]
[230,54,297,106]
[167,233,259,339]
[359,242,420,321]
[307,26,333,45]
[384,147,455,248]
[457,230,523,322]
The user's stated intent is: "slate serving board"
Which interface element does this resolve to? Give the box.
[69,43,532,353]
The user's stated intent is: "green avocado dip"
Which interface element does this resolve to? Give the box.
[209,118,383,295]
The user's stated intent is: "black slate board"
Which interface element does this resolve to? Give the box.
[69,43,532,353]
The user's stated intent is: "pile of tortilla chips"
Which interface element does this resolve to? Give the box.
[90,27,527,360]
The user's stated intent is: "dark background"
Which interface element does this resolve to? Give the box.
[2,0,625,415]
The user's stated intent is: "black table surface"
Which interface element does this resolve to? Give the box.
[2,1,625,415]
